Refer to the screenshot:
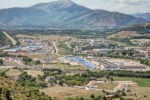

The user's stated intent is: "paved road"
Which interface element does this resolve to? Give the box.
[53,41,60,56]
[2,31,17,45]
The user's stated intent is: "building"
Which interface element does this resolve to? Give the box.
[146,50,150,59]
[114,83,128,92]
[3,46,43,54]
[85,81,97,90]
[45,76,56,82]
[125,65,146,71]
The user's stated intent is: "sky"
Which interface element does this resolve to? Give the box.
[0,0,149,14]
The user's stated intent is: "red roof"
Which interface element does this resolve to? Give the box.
[87,81,96,87]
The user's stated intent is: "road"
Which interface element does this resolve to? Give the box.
[53,41,60,56]
[2,31,17,45]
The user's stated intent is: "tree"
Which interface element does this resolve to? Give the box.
[110,77,114,83]
[90,94,95,99]
[37,75,44,81]
[0,59,3,65]
[58,80,64,86]
[5,90,12,100]
[22,57,32,62]
[106,75,110,80]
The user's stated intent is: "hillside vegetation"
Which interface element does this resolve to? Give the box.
[0,77,50,100]
[120,23,150,34]
[108,23,150,45]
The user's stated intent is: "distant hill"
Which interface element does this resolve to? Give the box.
[108,23,150,41]
[0,0,147,30]
[133,13,150,21]
[119,23,150,34]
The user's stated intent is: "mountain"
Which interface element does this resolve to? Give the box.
[133,13,150,21]
[0,0,147,30]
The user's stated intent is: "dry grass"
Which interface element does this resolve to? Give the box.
[131,39,150,42]
[126,87,150,100]
[26,54,57,59]
[131,39,150,45]
[6,69,22,76]
[108,31,142,39]
[40,86,102,99]
[97,82,117,90]
[24,70,43,78]
[16,34,72,42]
[44,63,86,70]
[41,35,71,41]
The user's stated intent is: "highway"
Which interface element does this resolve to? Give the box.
[2,31,17,45]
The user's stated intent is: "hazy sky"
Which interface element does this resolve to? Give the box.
[0,0,149,14]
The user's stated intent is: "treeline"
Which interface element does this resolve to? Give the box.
[131,36,150,39]
[7,29,106,35]
[106,70,150,78]
[17,72,47,89]
[38,69,150,87]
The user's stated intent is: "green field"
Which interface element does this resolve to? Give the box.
[113,77,150,87]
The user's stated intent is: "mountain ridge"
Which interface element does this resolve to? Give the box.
[0,0,147,30]
[133,13,150,21]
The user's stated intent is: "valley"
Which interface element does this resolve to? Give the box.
[0,0,150,100]
[0,25,150,100]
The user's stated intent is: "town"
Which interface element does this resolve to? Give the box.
[0,29,150,100]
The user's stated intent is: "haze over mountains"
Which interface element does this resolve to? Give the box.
[133,13,150,21]
[0,0,149,30]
